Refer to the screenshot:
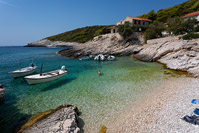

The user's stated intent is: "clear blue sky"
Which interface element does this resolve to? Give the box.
[0,0,188,46]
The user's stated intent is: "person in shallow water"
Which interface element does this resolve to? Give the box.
[97,70,101,75]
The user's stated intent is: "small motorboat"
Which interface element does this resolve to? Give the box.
[107,55,115,61]
[94,54,105,61]
[47,44,56,48]
[9,57,37,78]
[25,65,67,85]
[79,55,93,61]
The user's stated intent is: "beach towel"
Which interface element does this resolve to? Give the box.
[181,114,199,125]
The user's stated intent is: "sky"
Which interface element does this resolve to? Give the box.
[0,0,188,46]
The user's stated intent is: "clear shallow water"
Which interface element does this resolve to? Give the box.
[0,46,171,132]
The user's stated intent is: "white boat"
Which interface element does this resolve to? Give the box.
[94,54,105,61]
[47,44,56,48]
[79,55,93,61]
[107,55,115,61]
[25,66,67,85]
[10,66,37,78]
[9,57,37,78]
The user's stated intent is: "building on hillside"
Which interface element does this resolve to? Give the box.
[108,16,152,34]
[183,11,199,21]
[116,16,151,26]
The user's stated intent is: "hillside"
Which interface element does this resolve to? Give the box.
[139,0,199,22]
[46,25,111,43]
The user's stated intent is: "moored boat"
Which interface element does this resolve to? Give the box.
[107,55,115,61]
[9,57,37,78]
[47,44,56,48]
[79,55,93,61]
[25,65,67,85]
[94,54,105,61]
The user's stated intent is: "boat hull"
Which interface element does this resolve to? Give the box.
[9,67,37,78]
[25,70,67,85]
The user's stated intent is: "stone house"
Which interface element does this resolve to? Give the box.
[109,16,152,34]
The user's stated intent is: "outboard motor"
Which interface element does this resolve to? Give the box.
[61,66,65,70]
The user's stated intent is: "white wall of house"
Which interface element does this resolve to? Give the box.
[111,28,118,34]
[196,15,199,21]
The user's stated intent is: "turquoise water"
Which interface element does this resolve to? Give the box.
[0,46,170,132]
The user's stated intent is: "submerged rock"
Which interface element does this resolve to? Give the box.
[18,105,80,133]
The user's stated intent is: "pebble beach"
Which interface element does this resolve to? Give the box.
[107,77,199,133]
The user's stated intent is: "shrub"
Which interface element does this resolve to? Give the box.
[194,25,199,32]
[144,21,165,42]
[167,17,196,35]
[182,33,199,40]
[46,25,111,43]
[118,22,136,39]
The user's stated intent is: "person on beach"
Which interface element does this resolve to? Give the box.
[97,70,101,76]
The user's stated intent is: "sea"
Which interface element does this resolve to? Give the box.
[0,46,175,132]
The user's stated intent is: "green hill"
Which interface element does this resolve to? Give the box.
[139,0,199,22]
[46,25,111,43]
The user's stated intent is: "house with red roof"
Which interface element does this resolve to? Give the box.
[109,16,152,34]
[183,11,199,21]
[116,16,151,26]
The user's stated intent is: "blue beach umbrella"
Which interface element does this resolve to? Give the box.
[191,99,199,104]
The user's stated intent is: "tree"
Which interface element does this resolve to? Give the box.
[167,17,196,35]
[139,10,157,21]
[144,21,165,42]
[118,22,135,39]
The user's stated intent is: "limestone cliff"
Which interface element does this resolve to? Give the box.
[134,36,199,77]
[58,33,142,57]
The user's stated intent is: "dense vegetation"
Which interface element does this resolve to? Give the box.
[118,22,148,39]
[46,25,111,43]
[119,0,199,42]
[118,22,135,39]
[144,21,165,42]
[139,0,199,22]
[143,17,196,42]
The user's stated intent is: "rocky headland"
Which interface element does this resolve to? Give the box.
[134,36,199,77]
[58,33,142,57]
[18,105,80,133]
[25,39,82,47]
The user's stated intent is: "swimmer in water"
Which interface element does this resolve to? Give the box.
[97,70,101,75]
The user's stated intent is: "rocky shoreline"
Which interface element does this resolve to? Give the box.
[25,33,199,77]
[134,36,199,77]
[57,34,199,77]
[27,33,199,77]
[58,33,142,58]
[18,105,80,133]
[25,39,82,47]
